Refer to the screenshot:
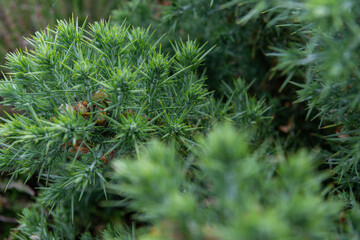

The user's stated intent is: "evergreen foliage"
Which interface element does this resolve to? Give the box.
[234,0,360,202]
[2,0,360,239]
[109,124,341,239]
[9,124,344,239]
[0,18,269,238]
[0,16,208,198]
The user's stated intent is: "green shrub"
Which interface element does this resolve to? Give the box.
[108,124,341,239]
[0,17,207,236]
[236,0,360,202]
[288,0,360,202]
[0,18,270,238]
[3,1,359,238]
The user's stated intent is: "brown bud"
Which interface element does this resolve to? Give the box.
[100,151,115,164]
[70,140,90,154]
[76,102,87,114]
[75,102,90,119]
[92,89,109,102]
[96,109,107,126]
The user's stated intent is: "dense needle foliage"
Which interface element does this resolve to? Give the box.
[0,18,206,236]
[109,124,341,240]
[2,0,360,239]
[228,0,360,203]
[0,18,270,238]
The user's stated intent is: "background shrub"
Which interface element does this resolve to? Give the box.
[108,124,341,240]
[236,0,360,203]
